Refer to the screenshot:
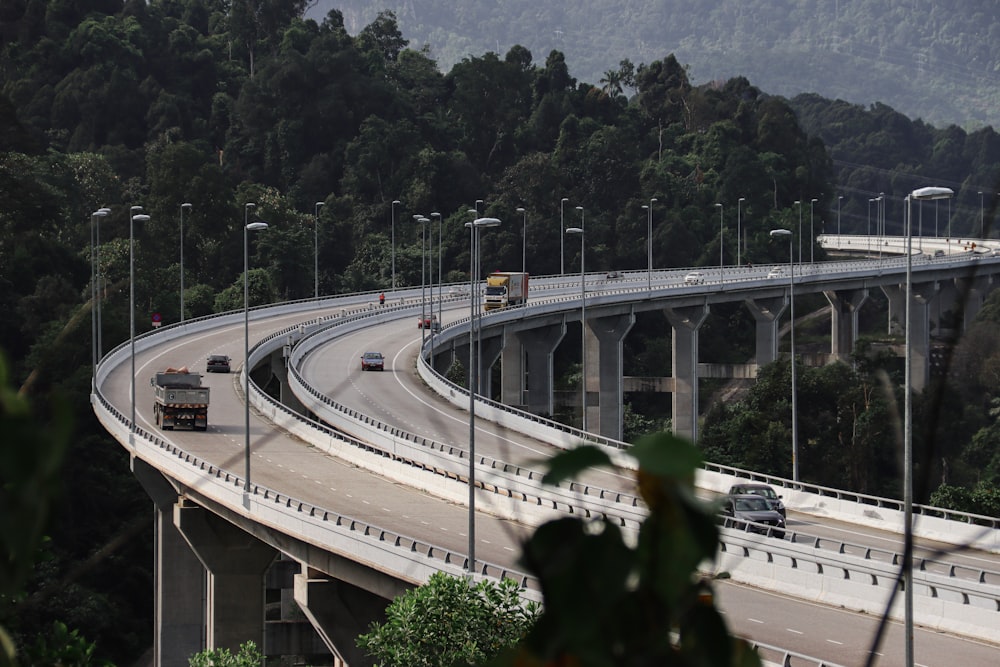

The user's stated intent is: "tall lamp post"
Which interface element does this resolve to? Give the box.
[416,215,429,343]
[837,196,843,237]
[180,202,192,321]
[794,200,803,264]
[391,200,400,293]
[904,186,953,667]
[647,198,657,290]
[91,207,109,391]
[432,212,442,331]
[980,191,984,238]
[244,204,268,494]
[560,197,569,275]
[809,198,818,262]
[129,210,149,450]
[95,206,112,361]
[715,203,724,283]
[569,205,587,430]
[465,215,501,574]
[313,201,324,300]
[770,228,797,482]
[516,207,527,275]
[737,197,745,265]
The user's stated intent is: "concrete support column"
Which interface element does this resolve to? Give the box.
[511,322,566,417]
[132,459,205,667]
[500,335,525,408]
[744,296,787,365]
[293,569,391,666]
[952,276,993,330]
[174,501,277,653]
[271,347,304,414]
[477,333,503,400]
[824,288,869,360]
[882,284,905,335]
[663,303,710,442]
[588,311,635,440]
[883,282,938,391]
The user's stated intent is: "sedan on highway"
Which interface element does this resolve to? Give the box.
[728,482,785,518]
[360,351,385,371]
[206,354,231,373]
[721,494,785,538]
[684,271,705,285]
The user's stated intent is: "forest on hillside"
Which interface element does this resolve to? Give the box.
[1,1,1000,663]
[315,0,1000,131]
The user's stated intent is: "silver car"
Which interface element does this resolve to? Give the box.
[721,494,786,539]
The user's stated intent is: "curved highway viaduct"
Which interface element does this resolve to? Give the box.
[93,242,1000,666]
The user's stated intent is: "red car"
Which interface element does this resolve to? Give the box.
[417,314,440,331]
[360,351,385,371]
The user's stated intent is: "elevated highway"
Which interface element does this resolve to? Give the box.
[94,243,1000,666]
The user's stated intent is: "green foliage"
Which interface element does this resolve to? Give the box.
[20,621,110,667]
[0,351,71,666]
[503,432,760,667]
[356,572,539,667]
[189,641,263,667]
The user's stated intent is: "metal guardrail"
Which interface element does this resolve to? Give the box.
[92,358,540,596]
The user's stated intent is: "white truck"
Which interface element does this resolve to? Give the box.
[483,271,529,311]
[150,367,210,430]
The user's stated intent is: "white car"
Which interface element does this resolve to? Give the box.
[683,271,705,285]
[767,267,785,278]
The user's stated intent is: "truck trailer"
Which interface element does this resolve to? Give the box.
[151,367,210,430]
[483,271,529,310]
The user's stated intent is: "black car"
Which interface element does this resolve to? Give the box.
[206,354,231,373]
[360,351,385,371]
[728,482,786,518]
[721,494,786,539]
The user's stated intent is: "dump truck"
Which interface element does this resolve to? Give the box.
[483,271,529,310]
[151,367,210,430]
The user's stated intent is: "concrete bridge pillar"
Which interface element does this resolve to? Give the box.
[477,332,503,399]
[824,288,869,360]
[293,569,389,666]
[883,281,938,391]
[503,322,566,417]
[744,296,787,365]
[663,303,710,442]
[132,459,206,667]
[270,345,305,414]
[588,311,635,440]
[953,275,993,329]
[174,500,277,653]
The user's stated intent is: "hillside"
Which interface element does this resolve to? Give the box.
[308,0,1000,131]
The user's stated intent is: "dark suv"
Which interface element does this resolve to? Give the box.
[206,354,231,373]
[720,494,786,539]
[728,482,785,518]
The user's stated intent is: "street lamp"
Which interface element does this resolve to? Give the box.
[794,200,803,264]
[475,199,484,217]
[432,212,442,332]
[244,204,268,495]
[465,215,501,574]
[95,206,112,361]
[314,201,324,300]
[180,202,192,322]
[516,207,527,275]
[810,198,818,262]
[770,228,797,482]
[90,207,109,391]
[837,196,843,237]
[569,205,587,430]
[980,191,984,238]
[737,197,745,265]
[715,203,724,283]
[560,197,569,275]
[904,185,953,667]
[416,215,429,343]
[647,198,657,290]
[129,210,149,451]
[391,200,400,293]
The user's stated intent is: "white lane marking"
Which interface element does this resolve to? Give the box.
[747,618,764,624]
[787,629,803,635]
[826,639,843,645]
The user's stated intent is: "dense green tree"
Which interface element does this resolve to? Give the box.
[356,572,538,667]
